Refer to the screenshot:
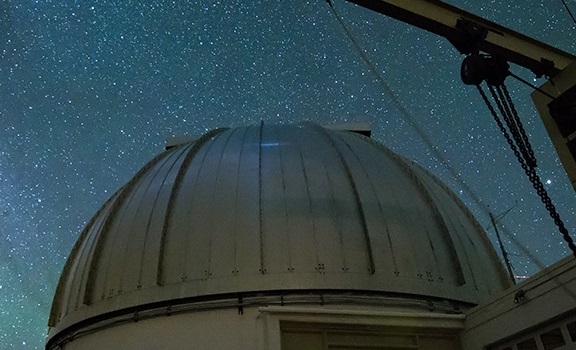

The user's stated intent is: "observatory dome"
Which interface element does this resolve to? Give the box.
[48,122,509,347]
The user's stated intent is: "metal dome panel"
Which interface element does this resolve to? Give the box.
[48,122,510,338]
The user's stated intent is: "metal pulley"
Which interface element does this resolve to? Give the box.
[461,54,510,86]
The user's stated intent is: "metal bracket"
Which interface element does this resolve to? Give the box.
[450,18,488,55]
[238,295,244,315]
[513,289,527,304]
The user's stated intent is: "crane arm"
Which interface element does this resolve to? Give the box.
[343,0,576,77]
[341,0,576,198]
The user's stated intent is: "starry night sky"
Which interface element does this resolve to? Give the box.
[1,0,576,348]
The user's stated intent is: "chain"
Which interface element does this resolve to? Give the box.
[502,84,537,167]
[488,85,537,169]
[478,85,524,167]
[477,85,576,257]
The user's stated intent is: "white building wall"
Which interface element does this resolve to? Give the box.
[462,256,576,350]
[52,304,466,350]
[57,308,266,350]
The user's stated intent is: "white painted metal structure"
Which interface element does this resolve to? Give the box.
[47,123,509,349]
[532,62,576,192]
[343,0,576,195]
[463,256,576,350]
[342,0,576,76]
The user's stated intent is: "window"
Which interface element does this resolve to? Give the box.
[282,331,324,350]
[490,313,576,350]
[328,333,419,349]
[280,322,460,350]
[567,321,576,342]
[516,338,538,350]
[540,328,566,350]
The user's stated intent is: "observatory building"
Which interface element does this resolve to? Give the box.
[47,123,576,349]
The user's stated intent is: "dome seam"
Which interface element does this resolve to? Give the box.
[310,124,376,274]
[157,127,229,286]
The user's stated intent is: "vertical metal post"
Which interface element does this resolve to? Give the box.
[490,212,516,284]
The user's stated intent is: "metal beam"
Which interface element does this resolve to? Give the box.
[343,0,576,77]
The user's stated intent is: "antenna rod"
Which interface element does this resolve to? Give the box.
[490,212,516,284]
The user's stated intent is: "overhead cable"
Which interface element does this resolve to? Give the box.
[560,0,576,26]
[324,0,553,270]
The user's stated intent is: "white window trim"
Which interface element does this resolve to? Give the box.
[258,306,466,350]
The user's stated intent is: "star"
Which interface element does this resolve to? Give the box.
[1,0,576,348]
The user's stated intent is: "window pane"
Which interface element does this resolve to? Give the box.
[327,333,416,347]
[282,331,324,350]
[540,328,566,350]
[419,336,458,350]
[517,338,538,350]
[568,321,576,342]
[328,348,406,350]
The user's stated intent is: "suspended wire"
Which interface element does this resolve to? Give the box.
[325,0,484,209]
[324,0,552,272]
[508,71,556,99]
[483,203,518,230]
[560,0,576,26]
[495,202,519,221]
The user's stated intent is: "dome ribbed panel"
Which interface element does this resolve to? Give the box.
[48,123,510,336]
[346,133,496,288]
[262,124,326,274]
[48,192,118,326]
[156,127,231,286]
[408,163,509,294]
[84,145,193,304]
[337,133,436,279]
[206,127,258,279]
[261,125,372,275]
[310,125,375,274]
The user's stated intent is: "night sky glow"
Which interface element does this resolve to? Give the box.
[1,0,576,348]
